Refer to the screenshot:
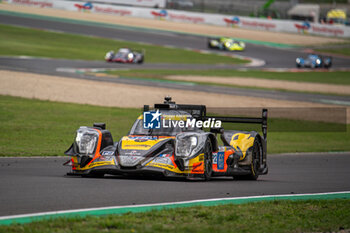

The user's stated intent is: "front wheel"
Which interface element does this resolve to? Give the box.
[138,56,144,64]
[203,139,213,181]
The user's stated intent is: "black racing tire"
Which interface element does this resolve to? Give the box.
[324,63,331,69]
[233,138,262,180]
[203,138,213,181]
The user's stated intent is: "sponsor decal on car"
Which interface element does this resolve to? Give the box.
[121,136,167,150]
[101,151,114,156]
[217,151,225,170]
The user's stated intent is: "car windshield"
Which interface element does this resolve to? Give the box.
[308,54,318,60]
[118,48,131,53]
[115,52,128,59]
[129,111,200,136]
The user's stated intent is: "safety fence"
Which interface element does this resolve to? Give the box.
[2,0,350,38]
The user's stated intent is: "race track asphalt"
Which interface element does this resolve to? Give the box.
[0,153,350,216]
[1,12,350,106]
[1,12,350,69]
[0,11,350,217]
[2,56,350,106]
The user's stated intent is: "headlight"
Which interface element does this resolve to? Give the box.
[128,53,134,59]
[225,42,231,47]
[175,133,206,158]
[316,59,321,65]
[105,52,113,59]
[296,58,300,63]
[75,127,99,156]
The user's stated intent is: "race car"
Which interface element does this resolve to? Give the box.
[296,54,332,68]
[64,97,268,181]
[208,37,246,51]
[105,48,144,64]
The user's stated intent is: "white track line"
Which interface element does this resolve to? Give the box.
[0,191,349,221]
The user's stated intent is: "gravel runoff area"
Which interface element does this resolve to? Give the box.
[0,4,345,46]
[1,70,349,123]
[166,75,350,96]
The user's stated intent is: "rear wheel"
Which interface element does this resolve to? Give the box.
[233,138,261,180]
[249,138,261,180]
[203,139,213,181]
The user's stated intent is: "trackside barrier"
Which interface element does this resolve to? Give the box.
[2,0,350,38]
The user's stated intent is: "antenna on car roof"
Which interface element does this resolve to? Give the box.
[164,96,175,104]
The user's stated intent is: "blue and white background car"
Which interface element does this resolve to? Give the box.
[296,54,332,68]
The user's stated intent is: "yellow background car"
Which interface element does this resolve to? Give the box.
[208,37,246,51]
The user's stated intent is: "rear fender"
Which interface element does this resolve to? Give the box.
[221,130,258,162]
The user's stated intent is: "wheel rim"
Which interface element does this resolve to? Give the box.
[251,141,261,177]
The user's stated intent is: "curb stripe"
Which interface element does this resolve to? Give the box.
[0,191,349,225]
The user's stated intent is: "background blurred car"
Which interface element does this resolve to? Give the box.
[296,54,332,69]
[208,37,246,51]
[105,48,144,64]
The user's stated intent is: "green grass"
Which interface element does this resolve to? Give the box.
[107,69,350,86]
[0,95,140,156]
[0,24,246,64]
[1,199,350,232]
[0,95,349,156]
[315,47,350,57]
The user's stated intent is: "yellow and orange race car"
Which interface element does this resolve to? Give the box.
[64,97,268,180]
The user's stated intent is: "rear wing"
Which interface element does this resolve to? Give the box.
[203,109,268,139]
[144,97,268,139]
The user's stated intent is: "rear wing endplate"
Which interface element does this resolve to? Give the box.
[204,109,268,139]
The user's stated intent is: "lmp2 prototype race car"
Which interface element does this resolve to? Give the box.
[105,48,144,64]
[208,37,246,51]
[296,54,332,68]
[64,97,268,181]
